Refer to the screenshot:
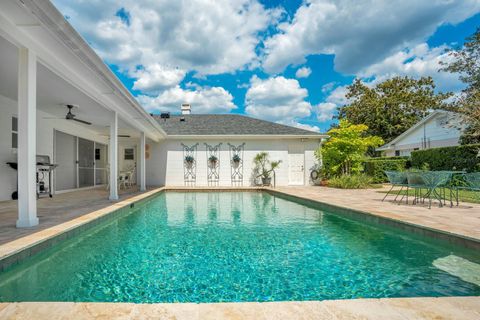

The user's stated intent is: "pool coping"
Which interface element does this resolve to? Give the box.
[1,186,479,270]
[1,297,480,319]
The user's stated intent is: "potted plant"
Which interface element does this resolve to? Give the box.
[208,155,218,167]
[185,155,194,168]
[253,152,281,186]
[232,154,241,167]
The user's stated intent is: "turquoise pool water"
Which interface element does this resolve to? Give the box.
[0,191,479,302]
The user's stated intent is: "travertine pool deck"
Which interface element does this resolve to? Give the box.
[0,187,153,245]
[270,185,480,243]
[0,185,479,319]
[1,297,479,319]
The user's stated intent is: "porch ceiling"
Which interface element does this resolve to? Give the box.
[0,34,141,138]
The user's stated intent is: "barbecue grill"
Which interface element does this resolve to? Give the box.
[36,155,57,198]
[6,155,58,199]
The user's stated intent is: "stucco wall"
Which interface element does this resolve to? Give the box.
[146,138,320,187]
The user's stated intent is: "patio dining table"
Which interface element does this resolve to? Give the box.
[402,170,466,208]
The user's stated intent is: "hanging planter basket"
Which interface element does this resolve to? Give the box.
[185,155,195,168]
[208,155,218,168]
[232,154,241,168]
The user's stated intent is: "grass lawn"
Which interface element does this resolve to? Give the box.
[378,188,480,204]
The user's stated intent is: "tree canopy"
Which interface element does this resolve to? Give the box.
[338,76,451,143]
[440,28,480,144]
[317,120,383,176]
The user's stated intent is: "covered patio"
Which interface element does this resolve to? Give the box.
[0,187,147,245]
[0,1,165,230]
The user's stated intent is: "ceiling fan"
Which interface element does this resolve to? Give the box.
[64,104,91,125]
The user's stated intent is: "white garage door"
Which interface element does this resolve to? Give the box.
[288,144,305,185]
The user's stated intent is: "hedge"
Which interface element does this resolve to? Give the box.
[368,156,410,161]
[411,144,480,172]
[363,158,410,183]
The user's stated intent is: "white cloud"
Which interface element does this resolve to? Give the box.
[316,102,337,122]
[325,85,350,106]
[277,120,321,132]
[290,121,321,132]
[358,43,464,92]
[137,85,237,114]
[132,64,186,93]
[314,41,466,123]
[245,75,312,122]
[263,0,480,74]
[54,0,282,87]
[321,82,336,94]
[52,0,475,127]
[295,66,312,78]
[315,85,350,122]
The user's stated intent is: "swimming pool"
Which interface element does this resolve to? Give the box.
[0,191,479,302]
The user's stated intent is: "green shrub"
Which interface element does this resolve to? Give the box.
[411,144,480,172]
[363,158,410,183]
[368,156,409,161]
[327,174,374,189]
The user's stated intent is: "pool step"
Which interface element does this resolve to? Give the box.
[433,255,480,286]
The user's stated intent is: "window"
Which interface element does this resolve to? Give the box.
[395,150,400,156]
[11,117,18,149]
[124,148,134,160]
[95,148,101,160]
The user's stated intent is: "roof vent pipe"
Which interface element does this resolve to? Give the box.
[181,103,191,115]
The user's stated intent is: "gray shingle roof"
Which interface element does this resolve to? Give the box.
[153,114,324,136]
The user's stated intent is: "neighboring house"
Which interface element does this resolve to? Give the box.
[376,110,464,157]
[0,1,325,227]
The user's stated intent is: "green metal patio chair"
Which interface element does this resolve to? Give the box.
[455,172,480,205]
[419,171,453,209]
[382,171,408,203]
[465,172,480,190]
[406,171,426,205]
[438,171,465,207]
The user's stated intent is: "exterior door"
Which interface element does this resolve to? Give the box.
[54,131,77,191]
[95,143,108,185]
[78,138,95,188]
[54,131,105,191]
[288,144,305,185]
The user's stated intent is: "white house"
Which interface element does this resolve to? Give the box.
[0,1,326,228]
[146,107,325,187]
[376,110,464,157]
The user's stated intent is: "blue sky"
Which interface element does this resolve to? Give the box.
[53,0,480,132]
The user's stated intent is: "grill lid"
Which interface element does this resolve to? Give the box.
[36,155,51,165]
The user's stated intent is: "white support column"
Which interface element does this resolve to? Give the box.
[139,132,146,191]
[17,47,38,228]
[109,112,118,200]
